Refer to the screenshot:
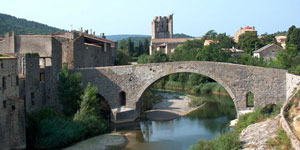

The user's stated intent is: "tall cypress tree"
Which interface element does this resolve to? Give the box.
[128,38,134,56]
[144,38,150,55]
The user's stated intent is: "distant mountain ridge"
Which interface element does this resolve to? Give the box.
[0,13,61,36]
[106,33,194,42]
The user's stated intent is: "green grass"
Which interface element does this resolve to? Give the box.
[266,127,292,149]
[0,54,9,57]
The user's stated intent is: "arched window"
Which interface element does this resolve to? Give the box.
[119,91,126,106]
[246,92,254,107]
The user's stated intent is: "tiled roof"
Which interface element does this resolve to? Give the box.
[253,44,283,53]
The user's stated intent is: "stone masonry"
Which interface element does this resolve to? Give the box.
[76,61,288,123]
[0,56,26,150]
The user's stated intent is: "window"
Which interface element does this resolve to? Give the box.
[2,77,6,89]
[3,100,6,108]
[12,105,15,110]
[16,76,19,86]
[31,92,35,106]
[119,91,126,106]
[246,92,254,107]
[40,72,45,82]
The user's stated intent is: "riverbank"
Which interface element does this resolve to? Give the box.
[145,91,204,120]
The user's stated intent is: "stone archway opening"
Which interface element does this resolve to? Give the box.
[136,72,237,119]
[119,91,126,106]
[97,94,112,121]
[246,92,254,108]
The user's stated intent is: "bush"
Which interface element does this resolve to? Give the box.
[190,131,241,150]
[37,117,87,149]
[26,107,87,149]
[73,83,108,136]
[266,127,292,149]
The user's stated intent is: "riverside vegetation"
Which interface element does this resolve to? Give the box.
[190,104,282,150]
[26,65,109,149]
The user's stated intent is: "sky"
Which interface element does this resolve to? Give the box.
[1,0,300,36]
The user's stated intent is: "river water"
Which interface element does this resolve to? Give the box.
[116,92,236,150]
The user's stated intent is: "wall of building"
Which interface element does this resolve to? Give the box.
[151,15,173,39]
[286,73,300,100]
[0,57,25,150]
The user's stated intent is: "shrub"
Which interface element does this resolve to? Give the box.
[266,127,292,149]
[37,117,87,149]
[73,83,108,136]
[26,107,87,149]
[190,131,241,150]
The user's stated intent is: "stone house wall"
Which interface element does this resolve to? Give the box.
[0,57,25,150]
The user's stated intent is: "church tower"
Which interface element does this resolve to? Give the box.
[151,14,173,39]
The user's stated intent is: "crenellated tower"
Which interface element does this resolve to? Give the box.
[151,14,173,39]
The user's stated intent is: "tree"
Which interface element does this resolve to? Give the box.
[203,30,217,40]
[73,83,108,136]
[275,44,299,69]
[128,38,135,56]
[238,32,261,54]
[144,38,150,55]
[119,39,127,51]
[286,25,300,51]
[137,41,144,56]
[116,49,131,65]
[171,39,203,61]
[216,33,235,48]
[196,44,230,62]
[57,64,82,116]
[260,33,278,46]
[137,51,169,64]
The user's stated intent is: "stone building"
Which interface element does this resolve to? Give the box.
[0,55,26,150]
[234,26,257,43]
[0,30,117,112]
[253,44,284,61]
[150,14,200,56]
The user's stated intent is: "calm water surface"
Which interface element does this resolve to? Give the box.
[117,92,236,150]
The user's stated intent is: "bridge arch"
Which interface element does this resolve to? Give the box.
[77,61,287,123]
[135,71,237,115]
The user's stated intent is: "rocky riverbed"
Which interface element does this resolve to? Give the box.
[145,92,202,120]
[240,116,280,150]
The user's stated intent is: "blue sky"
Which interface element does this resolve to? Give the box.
[1,0,300,36]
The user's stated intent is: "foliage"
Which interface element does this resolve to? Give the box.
[231,53,266,67]
[202,30,218,40]
[171,39,203,61]
[266,127,292,149]
[73,83,108,136]
[57,64,83,116]
[286,25,300,50]
[190,131,241,150]
[216,33,235,48]
[246,92,254,107]
[26,107,87,149]
[137,51,169,64]
[235,104,281,133]
[0,13,60,36]
[260,33,278,46]
[116,49,131,65]
[196,44,230,62]
[140,90,163,111]
[238,32,261,54]
[0,54,9,57]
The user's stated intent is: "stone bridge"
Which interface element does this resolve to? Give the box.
[76,61,289,123]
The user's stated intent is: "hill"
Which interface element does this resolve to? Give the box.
[107,33,194,46]
[0,13,61,36]
[106,34,150,41]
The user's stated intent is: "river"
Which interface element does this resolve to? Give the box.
[115,91,236,150]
